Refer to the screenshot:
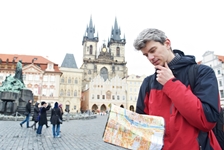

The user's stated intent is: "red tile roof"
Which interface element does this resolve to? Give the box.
[217,55,224,62]
[0,54,61,73]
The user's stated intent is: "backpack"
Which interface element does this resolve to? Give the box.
[188,64,224,149]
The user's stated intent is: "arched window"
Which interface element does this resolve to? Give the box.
[74,90,77,96]
[100,67,108,81]
[90,45,93,54]
[116,47,120,56]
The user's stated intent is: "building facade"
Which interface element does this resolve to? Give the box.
[0,54,62,105]
[58,54,83,113]
[200,51,224,106]
[80,17,144,112]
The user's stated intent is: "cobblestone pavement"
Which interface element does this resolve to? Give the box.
[0,115,126,150]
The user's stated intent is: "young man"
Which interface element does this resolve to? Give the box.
[20,100,32,128]
[133,28,221,150]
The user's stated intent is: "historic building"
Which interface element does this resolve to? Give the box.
[80,17,144,112]
[58,53,83,113]
[0,54,62,105]
[200,51,224,106]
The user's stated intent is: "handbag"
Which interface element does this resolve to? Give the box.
[102,104,165,150]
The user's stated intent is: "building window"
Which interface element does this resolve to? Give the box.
[97,95,100,99]
[220,90,224,98]
[117,95,119,100]
[0,74,3,80]
[75,78,78,84]
[51,76,55,82]
[68,77,71,84]
[130,96,132,100]
[60,89,63,96]
[112,95,115,100]
[23,74,26,81]
[61,78,64,83]
[34,88,38,95]
[67,90,70,96]
[116,47,120,56]
[43,76,48,81]
[102,95,105,99]
[35,75,39,81]
[90,45,93,55]
[218,70,221,75]
[29,75,33,80]
[42,89,46,96]
[100,67,108,81]
[88,70,91,74]
[219,80,223,87]
[74,90,77,96]
[49,89,54,97]
[92,94,94,99]
[123,96,125,100]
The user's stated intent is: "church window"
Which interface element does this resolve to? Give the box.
[90,45,93,54]
[116,47,120,56]
[100,67,108,81]
[74,90,77,96]
[68,77,71,84]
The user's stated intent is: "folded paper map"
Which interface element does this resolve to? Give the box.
[103,104,165,150]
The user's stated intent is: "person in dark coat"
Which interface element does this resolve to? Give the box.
[36,101,51,136]
[50,102,62,138]
[20,100,32,128]
[30,102,39,130]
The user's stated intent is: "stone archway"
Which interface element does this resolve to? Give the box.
[91,104,98,113]
[100,104,107,112]
[129,105,134,112]
[120,104,124,108]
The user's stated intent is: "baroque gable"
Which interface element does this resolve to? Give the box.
[22,64,43,74]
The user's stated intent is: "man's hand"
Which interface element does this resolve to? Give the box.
[155,62,175,85]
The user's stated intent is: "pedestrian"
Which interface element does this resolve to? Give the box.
[50,102,62,138]
[20,100,32,128]
[36,101,51,136]
[133,28,221,150]
[30,102,39,130]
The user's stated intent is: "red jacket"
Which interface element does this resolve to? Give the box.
[136,50,221,150]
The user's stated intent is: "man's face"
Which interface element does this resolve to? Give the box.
[141,39,171,66]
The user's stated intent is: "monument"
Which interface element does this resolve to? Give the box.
[0,60,33,115]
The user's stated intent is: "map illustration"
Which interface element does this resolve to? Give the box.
[103,104,165,150]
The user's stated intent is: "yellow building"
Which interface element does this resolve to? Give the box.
[58,53,83,113]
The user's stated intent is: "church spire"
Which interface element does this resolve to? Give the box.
[108,17,126,46]
[82,15,99,45]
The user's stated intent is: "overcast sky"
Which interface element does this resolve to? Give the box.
[0,0,223,76]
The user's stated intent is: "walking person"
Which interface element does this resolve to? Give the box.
[36,101,51,136]
[133,28,221,149]
[20,100,32,128]
[30,102,39,130]
[58,104,63,133]
[50,102,62,138]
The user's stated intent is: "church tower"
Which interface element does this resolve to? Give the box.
[82,16,99,61]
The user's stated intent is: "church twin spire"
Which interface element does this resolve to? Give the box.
[82,16,126,46]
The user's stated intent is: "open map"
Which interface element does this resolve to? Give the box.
[103,104,165,150]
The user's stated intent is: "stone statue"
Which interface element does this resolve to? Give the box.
[14,60,23,83]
